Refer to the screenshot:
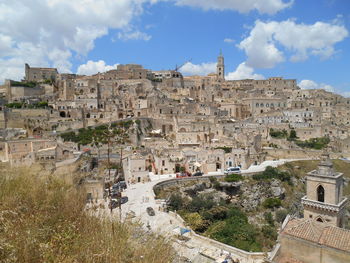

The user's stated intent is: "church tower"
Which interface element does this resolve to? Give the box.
[216,50,225,81]
[301,153,348,227]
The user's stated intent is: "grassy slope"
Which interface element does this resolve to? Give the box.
[0,164,174,263]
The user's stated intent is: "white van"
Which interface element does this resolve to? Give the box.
[224,166,241,175]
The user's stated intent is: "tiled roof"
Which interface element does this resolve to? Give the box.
[320,226,350,252]
[282,219,350,252]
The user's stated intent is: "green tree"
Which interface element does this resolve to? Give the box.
[225,173,243,182]
[168,193,184,211]
[288,129,297,140]
[183,212,208,232]
[263,198,282,209]
[275,209,288,223]
[209,207,262,252]
[264,212,274,226]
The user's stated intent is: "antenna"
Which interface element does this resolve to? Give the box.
[174,58,192,72]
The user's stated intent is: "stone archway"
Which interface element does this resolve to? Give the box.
[316,217,324,223]
[317,185,325,202]
[33,127,43,136]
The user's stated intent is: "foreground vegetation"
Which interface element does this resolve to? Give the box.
[0,165,174,263]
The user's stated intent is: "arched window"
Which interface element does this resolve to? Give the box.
[317,185,325,202]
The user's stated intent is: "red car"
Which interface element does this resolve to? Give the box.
[176,172,192,178]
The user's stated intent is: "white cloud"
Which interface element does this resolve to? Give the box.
[224,38,235,43]
[174,0,293,14]
[118,31,152,41]
[341,91,350,98]
[0,0,153,82]
[180,61,264,80]
[180,62,217,76]
[77,60,119,75]
[226,62,264,80]
[298,79,335,92]
[238,19,348,68]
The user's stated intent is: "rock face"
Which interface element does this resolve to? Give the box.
[240,179,286,212]
[183,183,208,197]
[271,179,286,198]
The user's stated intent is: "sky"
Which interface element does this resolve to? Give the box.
[0,0,350,96]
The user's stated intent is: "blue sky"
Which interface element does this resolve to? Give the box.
[0,0,350,95]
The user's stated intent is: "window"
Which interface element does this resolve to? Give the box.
[317,185,325,202]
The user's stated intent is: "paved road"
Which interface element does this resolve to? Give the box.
[93,158,307,262]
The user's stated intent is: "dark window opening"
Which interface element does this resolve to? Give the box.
[317,185,325,202]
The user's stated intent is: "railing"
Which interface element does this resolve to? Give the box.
[301,196,348,212]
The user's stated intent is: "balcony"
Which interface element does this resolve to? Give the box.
[301,196,348,213]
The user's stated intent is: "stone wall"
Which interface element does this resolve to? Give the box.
[264,148,340,160]
[277,235,350,263]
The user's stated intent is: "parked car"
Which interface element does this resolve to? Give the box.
[110,190,121,198]
[224,166,241,175]
[118,181,127,190]
[146,207,155,216]
[108,200,118,209]
[193,171,203,176]
[120,196,128,204]
[176,172,192,178]
[112,181,127,191]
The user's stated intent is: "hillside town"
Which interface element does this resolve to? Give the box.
[1,54,350,172]
[1,54,350,263]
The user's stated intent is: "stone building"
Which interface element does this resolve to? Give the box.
[276,219,350,263]
[301,154,348,227]
[273,156,350,263]
[216,50,225,81]
[25,63,58,82]
[122,154,149,183]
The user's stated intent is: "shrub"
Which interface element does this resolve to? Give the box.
[0,166,174,263]
[264,212,275,226]
[275,209,288,223]
[187,195,216,212]
[295,137,330,150]
[269,128,288,139]
[202,206,229,222]
[167,193,184,211]
[225,173,243,182]
[252,166,291,184]
[214,146,232,153]
[261,225,278,240]
[288,129,297,140]
[5,102,24,108]
[183,212,208,232]
[209,207,262,252]
[263,198,282,209]
[209,176,217,183]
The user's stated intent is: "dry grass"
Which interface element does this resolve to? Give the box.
[0,164,175,263]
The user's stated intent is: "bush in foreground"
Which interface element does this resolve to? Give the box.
[0,167,174,263]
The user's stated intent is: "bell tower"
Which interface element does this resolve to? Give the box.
[301,153,348,227]
[216,50,225,81]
